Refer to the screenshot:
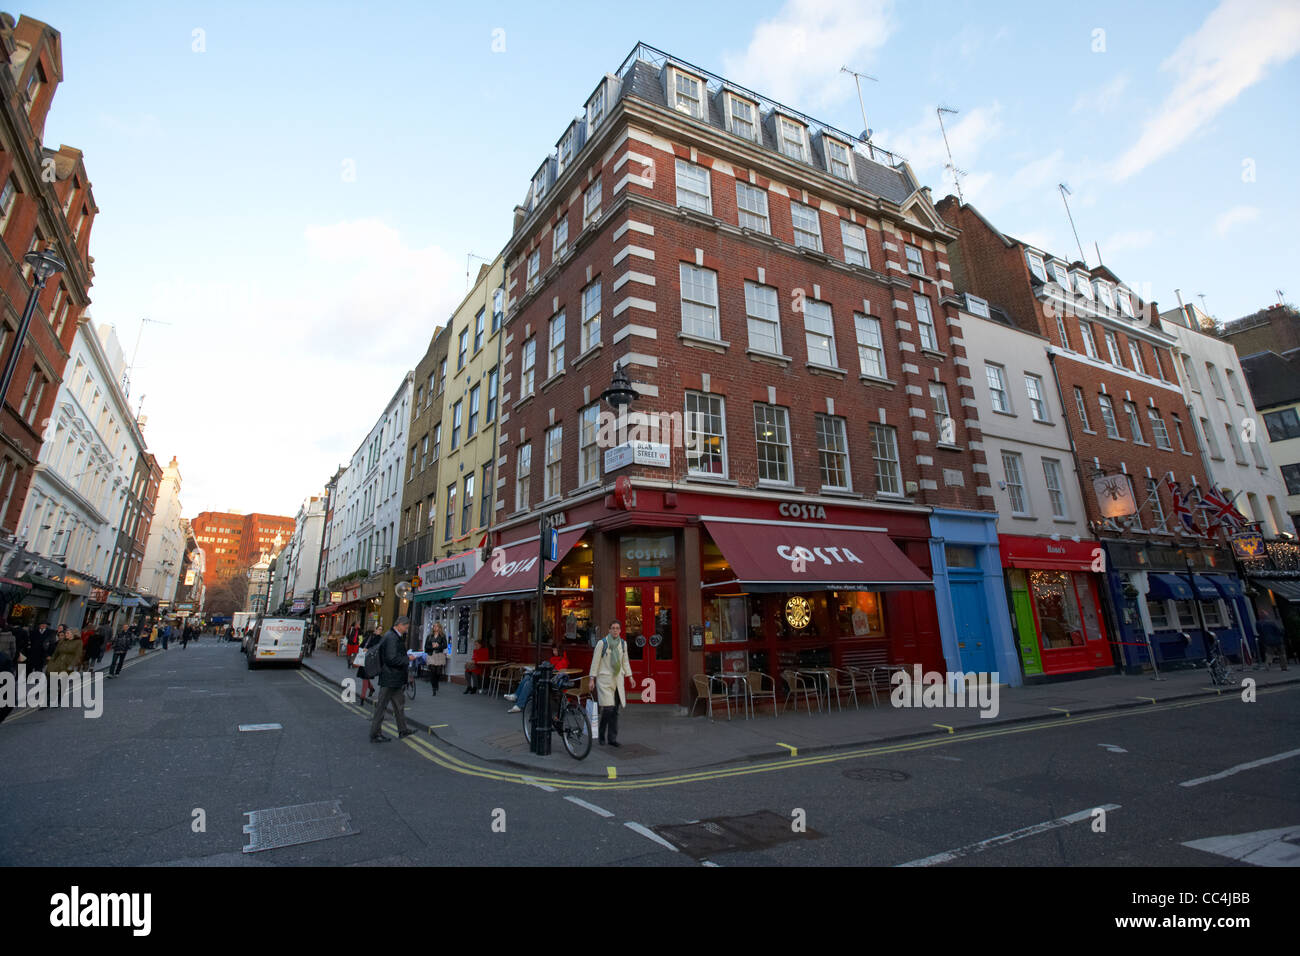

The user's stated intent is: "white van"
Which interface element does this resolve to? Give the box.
[246,618,306,669]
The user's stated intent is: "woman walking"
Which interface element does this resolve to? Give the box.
[355,626,382,705]
[589,621,635,747]
[424,622,448,695]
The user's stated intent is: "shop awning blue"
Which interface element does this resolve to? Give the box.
[1205,573,1244,599]
[1191,575,1221,600]
[1147,573,1193,600]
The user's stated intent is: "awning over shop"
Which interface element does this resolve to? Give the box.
[0,576,32,591]
[1147,573,1192,600]
[702,519,931,592]
[998,534,1101,572]
[1205,574,1244,599]
[454,529,586,601]
[1255,577,1300,602]
[412,587,458,604]
[21,573,68,593]
[315,603,340,615]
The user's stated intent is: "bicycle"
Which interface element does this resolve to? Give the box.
[1205,633,1231,687]
[406,657,420,700]
[521,671,591,760]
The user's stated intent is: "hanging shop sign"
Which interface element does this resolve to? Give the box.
[1093,474,1137,518]
[1230,531,1266,559]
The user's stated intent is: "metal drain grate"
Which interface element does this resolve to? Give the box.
[242,800,359,853]
[653,810,823,859]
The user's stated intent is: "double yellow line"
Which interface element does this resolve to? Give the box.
[297,669,1296,791]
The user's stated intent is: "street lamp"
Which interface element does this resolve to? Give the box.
[599,362,637,409]
[0,248,66,409]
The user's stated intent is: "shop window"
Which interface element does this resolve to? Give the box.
[1029,570,1085,648]
[1148,599,1172,630]
[1174,600,1197,627]
[1200,601,1225,629]
[618,533,676,580]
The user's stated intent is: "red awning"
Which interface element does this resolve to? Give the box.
[998,535,1099,573]
[316,604,340,615]
[703,520,931,592]
[454,529,586,601]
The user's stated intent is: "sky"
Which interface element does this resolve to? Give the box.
[21,0,1300,518]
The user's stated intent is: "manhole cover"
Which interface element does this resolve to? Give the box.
[243,800,358,853]
[842,768,910,782]
[654,810,822,859]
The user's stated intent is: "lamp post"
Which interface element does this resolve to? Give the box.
[0,249,66,410]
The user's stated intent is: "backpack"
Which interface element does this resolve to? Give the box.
[361,635,384,680]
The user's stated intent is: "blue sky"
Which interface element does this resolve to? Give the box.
[21,0,1300,516]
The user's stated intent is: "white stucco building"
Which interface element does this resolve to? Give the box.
[139,456,184,603]
[283,493,325,607]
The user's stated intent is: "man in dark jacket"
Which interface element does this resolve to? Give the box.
[24,622,52,672]
[107,627,133,677]
[369,616,414,743]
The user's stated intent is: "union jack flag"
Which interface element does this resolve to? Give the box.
[1198,484,1246,534]
[1165,477,1200,534]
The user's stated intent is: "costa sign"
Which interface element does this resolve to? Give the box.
[779,502,827,520]
[777,545,864,565]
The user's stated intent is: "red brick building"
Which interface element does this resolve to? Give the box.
[937,197,1241,672]
[0,14,97,537]
[455,45,1008,705]
[191,510,295,589]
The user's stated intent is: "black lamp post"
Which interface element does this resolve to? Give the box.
[0,249,66,410]
[599,361,637,409]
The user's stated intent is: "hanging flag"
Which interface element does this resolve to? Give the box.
[1198,485,1242,534]
[1168,479,1200,535]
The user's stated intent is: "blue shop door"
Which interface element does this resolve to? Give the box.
[951,576,997,674]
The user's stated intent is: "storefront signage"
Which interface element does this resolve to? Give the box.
[779,502,827,521]
[776,544,864,565]
[1093,474,1137,517]
[330,591,344,603]
[291,598,307,612]
[1231,532,1266,559]
[604,441,670,473]
[785,596,812,629]
[177,603,194,611]
[417,551,481,591]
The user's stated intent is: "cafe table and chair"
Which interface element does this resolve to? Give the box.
[744,670,778,717]
[715,670,751,718]
[691,673,733,720]
[781,669,820,715]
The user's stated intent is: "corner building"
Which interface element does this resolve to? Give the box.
[458,45,1014,707]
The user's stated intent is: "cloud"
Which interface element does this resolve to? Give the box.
[876,103,1003,188]
[1072,74,1130,115]
[722,0,896,113]
[1101,229,1156,255]
[1214,205,1260,236]
[1112,0,1300,180]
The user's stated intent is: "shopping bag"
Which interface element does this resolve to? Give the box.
[586,698,599,731]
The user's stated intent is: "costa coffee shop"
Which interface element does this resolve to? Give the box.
[460,487,943,707]
[998,534,1115,679]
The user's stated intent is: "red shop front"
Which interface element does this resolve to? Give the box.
[999,534,1115,678]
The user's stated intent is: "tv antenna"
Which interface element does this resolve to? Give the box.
[840,66,878,143]
[936,106,966,203]
[124,316,172,399]
[466,253,492,292]
[1058,183,1087,266]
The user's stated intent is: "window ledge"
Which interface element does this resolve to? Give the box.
[679,332,730,353]
[1052,517,1076,524]
[1011,514,1038,521]
[569,482,601,497]
[683,474,738,487]
[935,443,963,452]
[572,343,603,370]
[539,495,563,506]
[874,493,911,503]
[807,362,848,379]
[991,408,1017,418]
[859,373,897,389]
[513,392,535,412]
[820,487,862,499]
[1080,428,1096,434]
[757,481,803,493]
[746,348,793,367]
[920,348,948,361]
[541,369,567,392]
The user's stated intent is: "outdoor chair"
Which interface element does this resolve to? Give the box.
[825,667,859,711]
[846,666,880,707]
[562,674,593,708]
[781,668,820,715]
[744,670,778,717]
[690,673,732,720]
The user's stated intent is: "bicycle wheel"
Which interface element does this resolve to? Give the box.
[406,675,417,700]
[522,703,533,745]
[560,703,592,760]
[1209,657,1230,686]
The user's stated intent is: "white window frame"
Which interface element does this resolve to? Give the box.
[905,245,925,276]
[1043,459,1068,519]
[1073,272,1094,300]
[1051,262,1072,291]
[544,424,563,499]
[1147,478,1167,530]
[790,201,822,251]
[1025,374,1050,422]
[553,216,569,259]
[1182,355,1201,391]
[914,295,938,351]
[1225,368,1246,405]
[1149,409,1172,450]
[823,136,854,181]
[580,404,600,486]
[815,414,851,491]
[726,93,759,142]
[931,382,956,446]
[840,220,868,267]
[1225,422,1247,465]
[855,314,886,379]
[583,176,602,227]
[1206,363,1226,401]
[0,178,16,235]
[587,85,606,133]
[1098,395,1120,438]
[675,158,712,214]
[744,281,782,356]
[754,403,793,485]
[548,312,565,378]
[803,299,837,368]
[671,69,705,119]
[679,263,720,341]
[1002,451,1030,515]
[736,182,770,233]
[1129,341,1146,376]
[521,337,536,397]
[777,115,808,161]
[1104,330,1124,368]
[870,424,902,497]
[527,249,540,290]
[581,281,601,352]
[964,293,990,318]
[685,391,727,478]
[1199,417,1222,459]
[515,443,532,512]
[1094,281,1114,311]
[1026,251,1048,282]
[1116,288,1135,318]
[1124,401,1145,444]
[986,363,1011,413]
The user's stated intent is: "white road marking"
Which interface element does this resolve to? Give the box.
[564,796,613,817]
[701,860,720,867]
[624,821,679,851]
[1183,826,1300,866]
[237,723,283,732]
[1179,748,1300,788]
[1098,743,1127,753]
[524,777,557,793]
[898,804,1120,867]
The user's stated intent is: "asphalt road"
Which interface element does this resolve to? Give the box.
[2,639,1296,868]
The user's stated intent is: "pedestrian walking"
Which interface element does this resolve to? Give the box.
[84,625,105,672]
[95,621,111,665]
[369,616,415,743]
[589,620,635,747]
[107,626,133,677]
[424,622,448,695]
[161,623,170,650]
[0,638,15,724]
[180,624,190,649]
[352,627,379,705]
[47,625,84,676]
[25,621,53,673]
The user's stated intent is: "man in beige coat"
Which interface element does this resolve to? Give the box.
[589,621,635,747]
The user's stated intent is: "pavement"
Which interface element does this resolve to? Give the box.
[300,646,1300,778]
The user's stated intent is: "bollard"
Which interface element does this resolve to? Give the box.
[530,661,555,755]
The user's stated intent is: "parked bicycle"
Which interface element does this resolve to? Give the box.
[521,671,591,760]
[1204,632,1231,687]
[406,655,424,701]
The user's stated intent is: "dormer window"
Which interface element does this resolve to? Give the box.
[1051,262,1071,290]
[533,168,548,204]
[726,93,758,142]
[1116,288,1135,318]
[672,70,705,119]
[25,66,42,113]
[823,137,854,181]
[777,116,808,161]
[587,85,607,133]
[964,293,990,318]
[1094,281,1114,311]
[558,131,575,174]
[1073,273,1094,300]
[1025,251,1047,282]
